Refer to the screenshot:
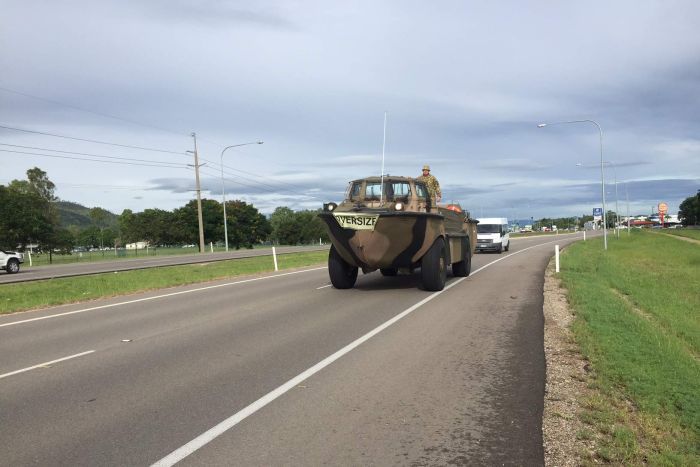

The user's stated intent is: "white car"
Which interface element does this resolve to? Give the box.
[0,250,24,274]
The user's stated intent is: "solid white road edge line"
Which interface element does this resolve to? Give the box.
[151,237,567,466]
[0,350,95,380]
[0,267,328,329]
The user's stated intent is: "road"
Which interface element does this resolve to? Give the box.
[0,245,328,284]
[0,232,587,466]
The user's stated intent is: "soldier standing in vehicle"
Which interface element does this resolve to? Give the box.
[417,165,442,203]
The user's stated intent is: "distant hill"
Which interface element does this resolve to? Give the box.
[56,201,118,229]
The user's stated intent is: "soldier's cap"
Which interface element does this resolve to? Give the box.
[422,165,431,171]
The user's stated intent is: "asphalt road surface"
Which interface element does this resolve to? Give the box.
[0,245,328,284]
[0,232,588,466]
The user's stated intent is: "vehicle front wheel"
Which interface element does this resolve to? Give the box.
[421,237,447,291]
[505,241,509,252]
[380,267,398,276]
[328,245,358,289]
[6,259,20,274]
[452,238,471,277]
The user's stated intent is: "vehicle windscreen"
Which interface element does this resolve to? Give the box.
[477,224,502,234]
[363,182,411,201]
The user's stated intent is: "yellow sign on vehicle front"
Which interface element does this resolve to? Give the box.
[333,212,379,230]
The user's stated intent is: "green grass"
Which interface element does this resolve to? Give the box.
[1,251,327,314]
[661,228,700,241]
[25,244,304,266]
[560,229,699,464]
[510,230,573,238]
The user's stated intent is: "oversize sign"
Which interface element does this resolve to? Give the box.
[333,212,379,230]
[593,207,603,220]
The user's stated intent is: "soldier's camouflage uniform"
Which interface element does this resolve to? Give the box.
[417,174,441,201]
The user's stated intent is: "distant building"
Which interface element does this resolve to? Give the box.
[126,241,149,250]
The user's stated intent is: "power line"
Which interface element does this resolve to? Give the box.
[0,149,189,169]
[200,151,324,198]
[0,85,191,138]
[0,124,187,155]
[0,143,186,167]
[199,166,321,201]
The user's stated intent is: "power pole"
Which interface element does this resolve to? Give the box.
[191,132,205,253]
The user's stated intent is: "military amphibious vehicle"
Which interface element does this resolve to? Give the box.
[318,175,478,291]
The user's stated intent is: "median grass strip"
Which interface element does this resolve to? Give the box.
[559,229,699,464]
[0,251,327,315]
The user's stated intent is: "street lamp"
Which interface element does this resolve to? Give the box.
[538,120,607,250]
[576,160,619,238]
[220,141,264,251]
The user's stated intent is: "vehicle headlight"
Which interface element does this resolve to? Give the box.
[324,202,338,212]
[394,202,404,211]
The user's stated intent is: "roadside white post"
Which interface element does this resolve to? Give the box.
[210,242,214,253]
[583,230,586,241]
[555,245,560,273]
[272,246,279,271]
[28,251,32,267]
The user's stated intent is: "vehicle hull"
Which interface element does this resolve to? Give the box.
[319,211,474,271]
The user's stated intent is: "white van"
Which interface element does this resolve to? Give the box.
[476,218,510,253]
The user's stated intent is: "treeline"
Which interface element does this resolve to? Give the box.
[0,168,329,253]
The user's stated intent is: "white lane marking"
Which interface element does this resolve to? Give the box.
[0,350,95,380]
[0,267,327,329]
[151,236,569,466]
[316,284,332,289]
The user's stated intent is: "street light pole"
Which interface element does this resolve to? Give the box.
[538,120,607,250]
[191,132,206,254]
[608,161,619,238]
[220,141,264,251]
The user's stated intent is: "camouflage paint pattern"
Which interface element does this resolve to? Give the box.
[319,176,477,271]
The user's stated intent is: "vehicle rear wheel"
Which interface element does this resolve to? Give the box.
[421,237,447,291]
[328,245,358,289]
[380,267,398,276]
[505,241,509,252]
[6,259,20,274]
[452,237,471,277]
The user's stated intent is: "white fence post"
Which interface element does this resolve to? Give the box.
[555,245,560,273]
[583,230,586,241]
[272,246,279,271]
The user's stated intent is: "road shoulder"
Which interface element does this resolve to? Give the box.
[542,260,594,465]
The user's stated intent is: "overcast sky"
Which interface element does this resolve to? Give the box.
[2,0,698,220]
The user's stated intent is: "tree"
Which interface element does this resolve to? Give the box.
[89,207,111,250]
[174,199,223,246]
[225,200,270,249]
[270,207,328,245]
[0,168,60,257]
[270,207,299,245]
[678,190,700,226]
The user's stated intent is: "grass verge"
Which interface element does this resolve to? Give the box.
[559,229,699,464]
[1,251,327,315]
[660,228,700,241]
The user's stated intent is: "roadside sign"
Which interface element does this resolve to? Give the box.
[593,207,603,220]
[658,202,668,213]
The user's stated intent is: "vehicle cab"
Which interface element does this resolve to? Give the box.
[475,218,510,253]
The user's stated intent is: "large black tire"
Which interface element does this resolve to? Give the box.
[505,240,509,252]
[328,245,358,289]
[380,267,398,276]
[452,238,472,277]
[421,237,447,291]
[5,258,20,274]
